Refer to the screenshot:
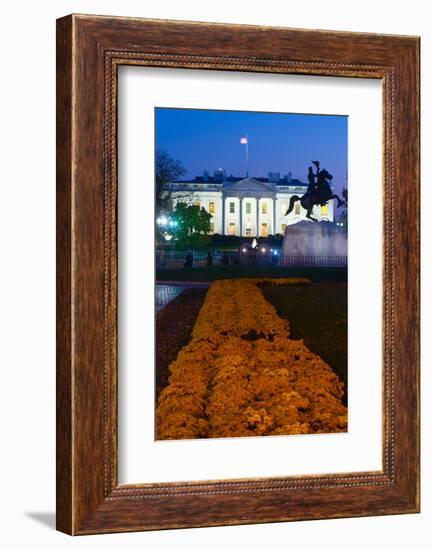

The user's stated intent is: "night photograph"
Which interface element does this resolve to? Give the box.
[154,107,348,440]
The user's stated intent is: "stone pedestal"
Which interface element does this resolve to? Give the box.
[280,220,347,266]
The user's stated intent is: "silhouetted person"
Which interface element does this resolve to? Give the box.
[206,251,213,267]
[184,250,193,268]
[307,166,316,194]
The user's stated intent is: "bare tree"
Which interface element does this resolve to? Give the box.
[155,149,186,213]
[341,187,348,207]
[340,187,348,227]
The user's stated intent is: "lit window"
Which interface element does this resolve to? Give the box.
[294,202,301,215]
[229,222,235,236]
[261,223,268,237]
[229,202,235,213]
[281,223,287,232]
[321,204,328,215]
[261,202,268,214]
[209,222,215,234]
[194,200,201,208]
[245,228,252,236]
[209,201,215,214]
[245,202,251,214]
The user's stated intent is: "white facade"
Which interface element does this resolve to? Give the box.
[169,177,333,237]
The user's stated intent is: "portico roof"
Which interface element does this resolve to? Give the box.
[222,177,277,196]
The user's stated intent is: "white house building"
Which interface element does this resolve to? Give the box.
[167,172,334,237]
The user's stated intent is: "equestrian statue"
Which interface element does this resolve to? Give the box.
[285,161,344,222]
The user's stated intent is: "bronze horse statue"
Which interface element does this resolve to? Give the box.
[285,161,344,222]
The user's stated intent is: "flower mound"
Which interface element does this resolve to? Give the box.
[156,278,347,440]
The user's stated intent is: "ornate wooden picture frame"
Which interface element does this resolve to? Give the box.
[56,14,420,535]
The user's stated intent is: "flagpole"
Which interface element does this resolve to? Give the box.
[246,134,249,177]
[240,135,249,177]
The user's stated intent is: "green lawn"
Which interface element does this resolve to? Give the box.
[156,265,347,283]
[262,283,348,404]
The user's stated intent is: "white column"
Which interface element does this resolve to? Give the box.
[222,197,225,235]
[239,197,243,237]
[256,197,260,237]
[273,197,276,235]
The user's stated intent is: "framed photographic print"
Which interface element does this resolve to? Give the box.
[56,14,420,534]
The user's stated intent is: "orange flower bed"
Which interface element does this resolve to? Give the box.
[156,278,347,440]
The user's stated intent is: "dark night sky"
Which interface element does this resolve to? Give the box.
[155,107,348,199]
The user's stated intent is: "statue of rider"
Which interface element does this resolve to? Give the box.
[313,160,332,205]
[284,161,343,221]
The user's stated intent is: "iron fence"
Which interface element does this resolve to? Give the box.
[156,250,347,269]
[280,254,347,267]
